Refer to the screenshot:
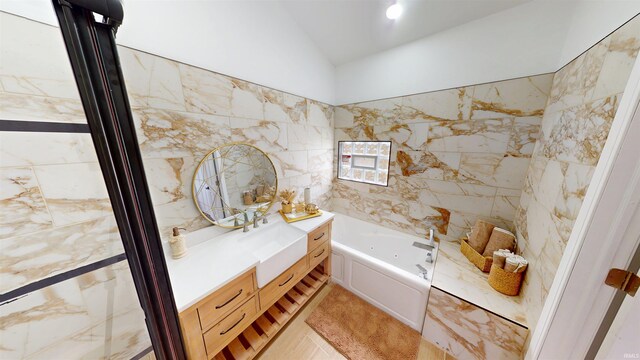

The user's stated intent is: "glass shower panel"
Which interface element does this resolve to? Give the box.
[0,11,152,359]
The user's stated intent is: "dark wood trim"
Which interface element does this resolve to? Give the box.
[51,1,186,358]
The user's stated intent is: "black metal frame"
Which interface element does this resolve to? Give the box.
[51,1,186,358]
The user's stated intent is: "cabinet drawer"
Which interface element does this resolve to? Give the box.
[198,269,256,331]
[203,295,258,356]
[259,257,307,308]
[308,240,329,270]
[308,223,330,252]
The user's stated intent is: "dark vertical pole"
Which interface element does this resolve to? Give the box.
[51,1,186,359]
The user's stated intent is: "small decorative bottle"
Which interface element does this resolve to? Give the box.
[170,227,187,259]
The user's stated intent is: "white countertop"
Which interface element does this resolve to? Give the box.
[165,210,334,312]
[432,240,528,327]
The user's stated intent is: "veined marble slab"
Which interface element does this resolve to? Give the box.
[431,240,528,327]
[424,287,528,360]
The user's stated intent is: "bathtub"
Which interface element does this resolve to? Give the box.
[330,213,437,331]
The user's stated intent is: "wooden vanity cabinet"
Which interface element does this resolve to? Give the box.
[179,220,333,360]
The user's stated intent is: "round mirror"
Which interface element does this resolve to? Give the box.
[192,143,277,228]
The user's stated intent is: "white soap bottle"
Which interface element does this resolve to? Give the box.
[170,227,187,259]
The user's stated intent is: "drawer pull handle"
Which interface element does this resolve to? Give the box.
[215,289,243,309]
[314,249,326,258]
[219,313,246,335]
[313,233,325,241]
[279,274,294,287]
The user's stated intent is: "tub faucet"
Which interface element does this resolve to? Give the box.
[427,228,435,247]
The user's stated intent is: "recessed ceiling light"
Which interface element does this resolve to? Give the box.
[386,3,403,20]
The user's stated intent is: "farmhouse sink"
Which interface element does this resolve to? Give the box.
[237,220,307,287]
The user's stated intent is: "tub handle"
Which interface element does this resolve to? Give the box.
[279,274,294,287]
[219,313,246,335]
[314,249,326,258]
[215,289,243,309]
[313,232,325,241]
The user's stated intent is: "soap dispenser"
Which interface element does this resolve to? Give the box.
[169,227,187,259]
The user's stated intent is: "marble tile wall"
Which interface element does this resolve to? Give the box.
[0,13,150,358]
[424,287,528,360]
[515,16,640,332]
[334,74,554,241]
[118,47,335,239]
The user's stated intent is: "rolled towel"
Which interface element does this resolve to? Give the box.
[469,220,495,253]
[483,227,516,256]
[492,249,511,269]
[504,255,528,273]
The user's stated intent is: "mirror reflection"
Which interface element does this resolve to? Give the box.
[193,143,277,228]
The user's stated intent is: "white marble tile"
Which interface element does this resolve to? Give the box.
[269,151,308,178]
[179,64,234,116]
[470,74,553,119]
[337,98,402,129]
[542,95,620,166]
[591,16,640,101]
[134,108,231,159]
[424,287,528,360]
[264,89,307,123]
[0,132,98,167]
[0,261,149,360]
[0,13,78,100]
[509,116,542,156]
[1,215,123,293]
[288,124,309,151]
[308,149,334,173]
[491,188,521,222]
[231,80,264,119]
[546,41,610,114]
[554,163,595,222]
[230,118,287,152]
[457,153,530,189]
[427,118,512,153]
[307,100,334,128]
[143,157,198,207]
[33,163,112,227]
[0,167,52,240]
[119,47,186,111]
[402,87,472,121]
[153,198,212,239]
[0,93,86,123]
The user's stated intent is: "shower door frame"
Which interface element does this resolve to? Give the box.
[51,0,186,358]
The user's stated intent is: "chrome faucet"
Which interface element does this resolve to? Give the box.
[252,212,268,228]
[413,228,436,263]
[242,212,250,232]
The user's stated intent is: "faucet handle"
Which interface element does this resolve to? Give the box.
[263,216,268,224]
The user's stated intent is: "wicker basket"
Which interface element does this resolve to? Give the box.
[488,264,525,296]
[460,239,493,272]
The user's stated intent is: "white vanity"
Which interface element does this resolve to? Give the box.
[165,212,334,360]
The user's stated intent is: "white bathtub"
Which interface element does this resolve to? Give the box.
[330,213,438,331]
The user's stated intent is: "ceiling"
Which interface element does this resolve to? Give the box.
[280,0,532,65]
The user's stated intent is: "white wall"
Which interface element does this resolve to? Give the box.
[0,0,336,104]
[335,1,640,105]
[559,1,640,68]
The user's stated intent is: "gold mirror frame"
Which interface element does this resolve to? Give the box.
[191,142,278,229]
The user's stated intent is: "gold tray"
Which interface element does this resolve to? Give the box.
[279,210,323,223]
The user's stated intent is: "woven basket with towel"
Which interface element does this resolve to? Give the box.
[488,251,528,295]
[461,220,516,273]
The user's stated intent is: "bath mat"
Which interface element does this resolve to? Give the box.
[305,285,421,360]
